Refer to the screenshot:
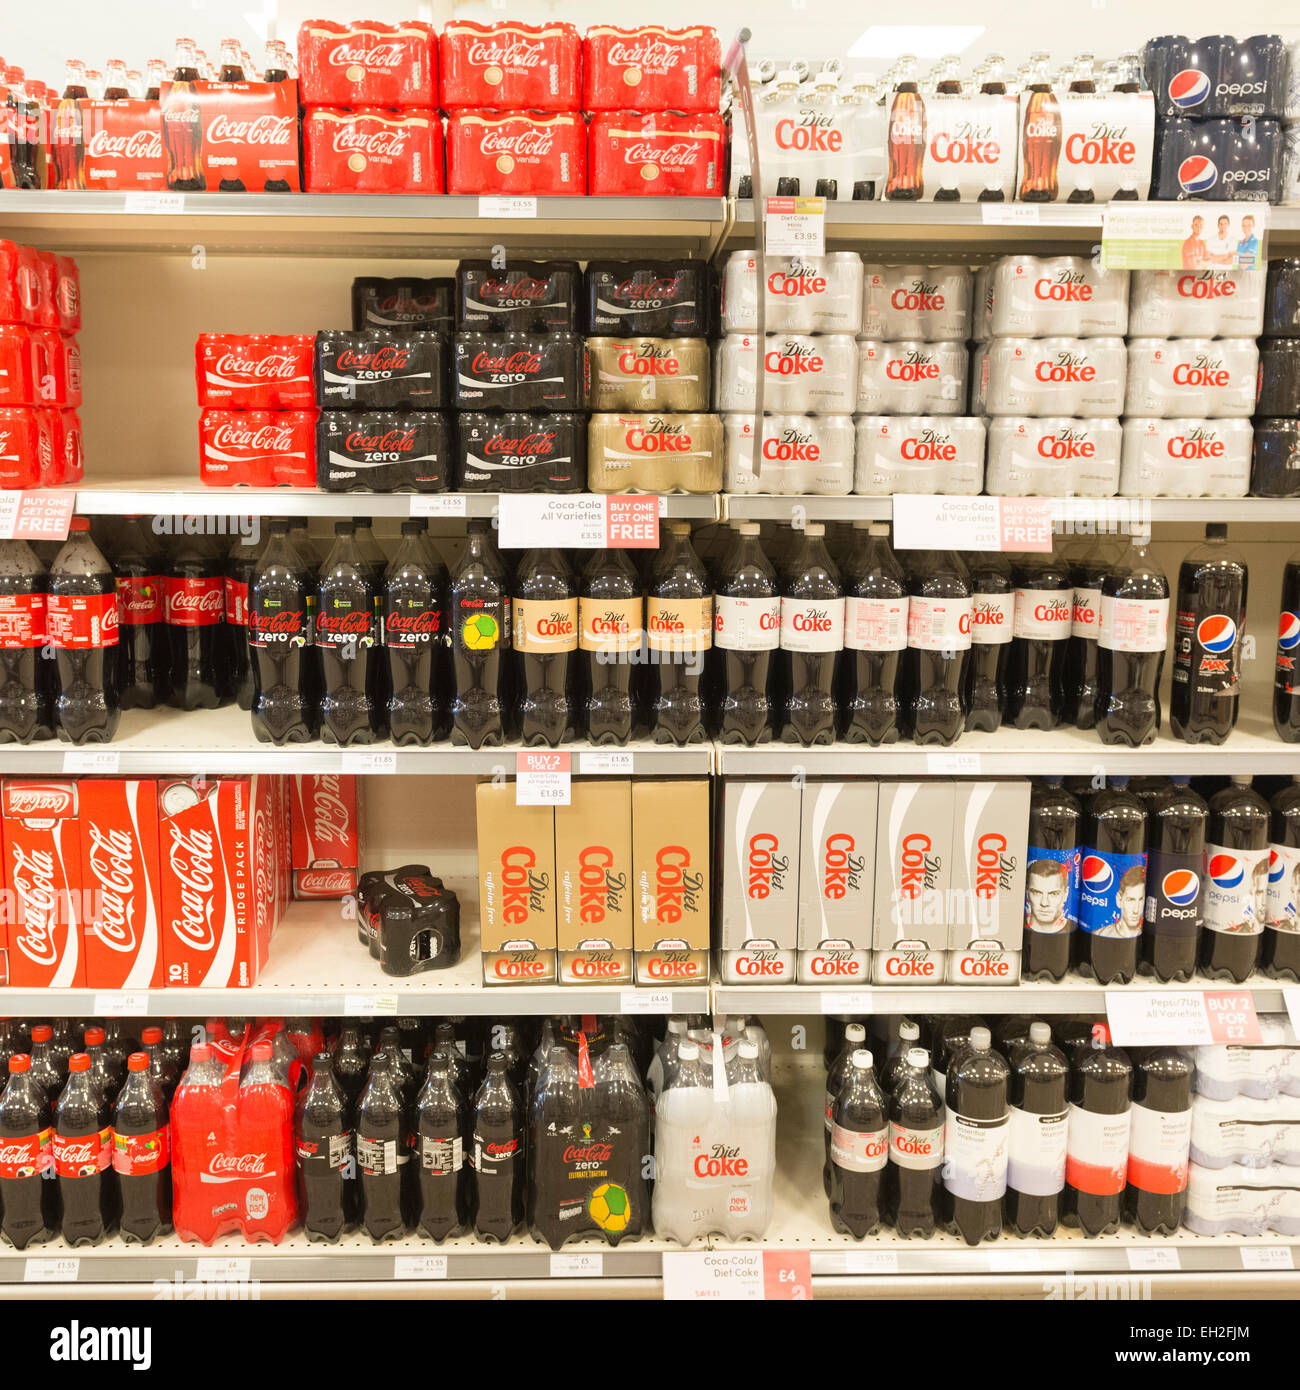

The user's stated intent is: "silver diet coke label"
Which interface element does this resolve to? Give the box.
[989,254,1130,338]
[861,263,972,342]
[714,332,857,413]
[723,413,854,495]
[1122,337,1258,419]
[721,249,864,335]
[981,336,1127,418]
[855,338,967,415]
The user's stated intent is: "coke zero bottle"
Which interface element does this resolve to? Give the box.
[225,526,261,712]
[415,1054,471,1241]
[885,1046,944,1238]
[1141,776,1207,983]
[296,1051,352,1243]
[471,1053,524,1242]
[0,539,53,742]
[112,517,167,710]
[941,1027,1009,1245]
[1006,1022,1068,1238]
[713,523,780,745]
[48,518,119,743]
[1171,524,1247,744]
[1006,549,1071,729]
[906,548,972,745]
[779,523,842,747]
[1124,1047,1192,1237]
[1264,777,1300,982]
[0,1054,56,1249]
[331,1024,371,1109]
[1095,524,1169,746]
[384,520,449,746]
[514,547,578,747]
[356,1051,409,1241]
[648,522,711,746]
[1274,551,1300,742]
[838,521,907,746]
[112,1051,171,1243]
[165,535,228,709]
[1200,775,1270,983]
[1023,777,1082,982]
[53,1052,115,1245]
[1062,534,1113,728]
[1076,776,1146,985]
[828,1049,888,1238]
[317,521,385,745]
[580,548,642,745]
[964,552,1012,733]
[249,518,316,744]
[1061,1024,1132,1237]
[450,521,510,749]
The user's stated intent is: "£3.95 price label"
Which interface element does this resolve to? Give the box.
[764,196,825,257]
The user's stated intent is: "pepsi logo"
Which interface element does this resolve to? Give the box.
[1082,855,1113,893]
[1197,614,1237,654]
[1168,69,1211,110]
[1177,156,1219,195]
[1162,869,1200,907]
[1208,853,1244,890]
[1278,611,1300,651]
[1269,849,1286,886]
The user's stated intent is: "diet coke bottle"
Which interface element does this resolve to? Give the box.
[838,522,908,746]
[964,553,1013,733]
[648,522,711,747]
[1007,550,1072,729]
[711,523,780,746]
[779,523,843,747]
[905,549,973,745]
[513,547,578,748]
[1095,524,1170,746]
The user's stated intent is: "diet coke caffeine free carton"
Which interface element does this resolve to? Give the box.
[719,779,800,984]
[948,780,1031,984]
[1,779,83,988]
[797,780,878,985]
[477,782,557,984]
[872,780,955,983]
[556,780,633,985]
[633,779,709,985]
[290,774,361,900]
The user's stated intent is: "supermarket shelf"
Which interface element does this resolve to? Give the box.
[0,705,714,775]
[0,899,711,1016]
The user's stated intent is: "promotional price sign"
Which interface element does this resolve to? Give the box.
[764,196,826,257]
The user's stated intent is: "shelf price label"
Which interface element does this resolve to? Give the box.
[551,1252,602,1278]
[620,990,673,1014]
[1240,1246,1294,1270]
[124,191,185,214]
[343,993,399,1016]
[63,749,120,775]
[395,1254,447,1279]
[1203,991,1261,1044]
[1127,1247,1180,1272]
[24,1257,79,1282]
[410,494,467,518]
[662,1250,812,1300]
[893,494,1052,552]
[1105,990,1260,1046]
[479,195,538,219]
[579,751,634,775]
[0,490,76,542]
[196,1257,251,1282]
[981,204,1039,225]
[764,196,825,257]
[516,751,571,806]
[93,992,148,1016]
[342,750,397,774]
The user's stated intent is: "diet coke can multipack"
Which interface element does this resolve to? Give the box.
[988,255,1130,338]
[854,416,985,496]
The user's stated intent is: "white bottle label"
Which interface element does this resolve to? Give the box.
[969,592,1013,646]
[1127,1104,1191,1194]
[1266,839,1300,931]
[830,1122,889,1173]
[1071,585,1102,639]
[844,595,908,652]
[780,596,845,653]
[1013,588,1073,642]
[1007,1107,1068,1196]
[907,595,973,652]
[888,1121,944,1171]
[714,594,781,651]
[1203,842,1270,935]
[1098,595,1169,653]
[1065,1103,1132,1196]
[942,1111,1010,1200]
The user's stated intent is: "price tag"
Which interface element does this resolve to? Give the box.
[196,1257,251,1281]
[663,1250,811,1300]
[894,494,1051,553]
[821,991,873,1014]
[1127,1247,1180,1271]
[1241,1246,1294,1270]
[24,1257,79,1283]
[841,1250,899,1274]
[479,195,537,219]
[0,491,76,542]
[1104,991,1215,1047]
[93,992,147,1016]
[579,751,635,774]
[497,495,658,551]
[342,750,398,774]
[1203,990,1261,1044]
[1282,988,1300,1038]
[394,1254,447,1279]
[343,993,399,1016]
[124,192,185,214]
[988,1248,1044,1272]
[996,497,1054,552]
[763,196,825,256]
[620,990,672,1014]
[550,1252,603,1278]
[604,495,659,549]
[926,752,981,775]
[981,204,1039,225]
[63,749,120,774]
[516,750,571,806]
[410,494,467,517]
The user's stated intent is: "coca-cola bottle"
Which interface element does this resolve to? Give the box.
[514,547,578,747]
[415,1054,471,1241]
[0,1054,56,1248]
[165,535,228,709]
[1018,54,1062,201]
[249,518,316,744]
[28,1025,64,1107]
[317,521,385,745]
[450,521,510,749]
[112,516,167,710]
[140,1026,179,1108]
[779,523,843,746]
[1007,549,1071,729]
[161,38,205,192]
[82,1027,114,1104]
[472,1053,524,1242]
[112,1051,171,1243]
[225,527,261,712]
[54,1052,115,1245]
[884,55,926,199]
[1095,524,1170,746]
[712,522,780,745]
[648,523,712,746]
[47,518,119,743]
[905,549,973,745]
[296,1052,353,1243]
[0,538,53,742]
[964,552,1012,732]
[355,1051,409,1242]
[384,520,449,746]
[580,548,643,746]
[332,1024,371,1109]
[838,521,908,745]
[100,1020,134,1090]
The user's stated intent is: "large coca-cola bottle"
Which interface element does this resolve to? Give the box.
[249,518,316,744]
[513,547,578,748]
[779,523,843,746]
[113,516,167,710]
[317,521,385,745]
[0,538,53,742]
[48,518,120,743]
[838,521,908,745]
[53,1052,115,1245]
[579,548,642,746]
[449,521,510,749]
[165,535,228,709]
[112,1051,171,1244]
[225,527,261,712]
[161,38,205,192]
[712,522,780,745]
[0,1054,57,1249]
[648,523,712,746]
[384,520,449,746]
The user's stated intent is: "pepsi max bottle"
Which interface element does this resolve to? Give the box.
[1140,776,1207,983]
[1022,777,1082,983]
[1075,777,1147,985]
[1171,525,1247,745]
[1200,775,1270,984]
[1274,553,1300,743]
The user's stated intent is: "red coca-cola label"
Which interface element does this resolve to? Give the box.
[588,111,725,196]
[303,108,444,194]
[446,110,586,195]
[199,409,318,487]
[248,602,310,646]
[195,334,316,410]
[441,21,581,111]
[160,79,301,193]
[225,577,249,627]
[113,1125,170,1176]
[316,602,375,648]
[0,592,45,648]
[297,20,438,108]
[53,1126,112,1178]
[116,575,162,625]
[53,101,166,192]
[583,25,721,112]
[46,591,119,649]
[164,575,225,627]
[290,774,359,871]
[293,866,358,899]
[0,1129,53,1179]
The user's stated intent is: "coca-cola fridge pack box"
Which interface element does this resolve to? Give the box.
[303,109,444,195]
[0,779,83,988]
[556,780,633,986]
[948,780,1031,983]
[872,780,955,983]
[290,773,361,900]
[583,26,721,113]
[476,782,557,984]
[1016,88,1154,202]
[446,111,587,195]
[633,779,709,985]
[297,20,439,109]
[78,778,165,990]
[160,78,300,193]
[441,21,582,112]
[49,101,166,191]
[718,780,800,985]
[796,780,878,986]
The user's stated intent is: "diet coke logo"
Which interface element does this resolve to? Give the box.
[205,113,294,147]
[86,128,163,160]
[3,784,74,818]
[480,127,553,158]
[327,41,405,69]
[622,140,700,168]
[332,125,410,158]
[213,422,295,453]
[86,821,138,953]
[10,845,60,964]
[166,820,217,952]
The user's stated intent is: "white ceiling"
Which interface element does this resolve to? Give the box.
[3,0,1298,85]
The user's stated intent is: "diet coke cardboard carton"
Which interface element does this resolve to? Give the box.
[1,779,83,989]
[556,780,633,985]
[290,774,361,901]
[303,108,444,194]
[476,781,557,984]
[297,20,439,109]
[78,779,165,990]
[948,780,1031,984]
[441,21,582,112]
[199,409,318,487]
[718,780,800,985]
[160,78,300,193]
[588,112,726,197]
[49,101,166,191]
[583,26,721,113]
[195,334,316,411]
[633,779,709,985]
[1016,87,1154,203]
[446,111,586,196]
[905,91,1019,201]
[872,780,955,983]
[796,781,878,986]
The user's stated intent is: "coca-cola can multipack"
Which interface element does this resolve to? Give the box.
[316,410,451,492]
[452,331,585,411]
[440,20,581,111]
[862,264,972,341]
[290,774,360,901]
[199,409,318,487]
[446,111,586,195]
[723,414,854,495]
[979,336,1127,416]
[989,255,1131,337]
[51,101,165,191]
[853,415,985,495]
[721,250,864,335]
[984,417,1122,496]
[587,412,722,493]
[195,333,315,410]
[585,260,713,337]
[1119,418,1254,497]
[948,780,1031,984]
[855,338,968,415]
[159,77,300,193]
[314,329,449,410]
[588,111,726,196]
[1123,337,1258,417]
[1128,267,1266,337]
[352,276,454,334]
[796,781,877,986]
[719,780,800,985]
[714,332,857,414]
[908,90,1019,200]
[297,20,439,108]
[587,337,710,412]
[455,259,581,334]
[1015,87,1155,203]
[456,412,585,492]
[302,108,444,194]
[1,779,83,988]
[872,780,954,983]
[583,25,721,112]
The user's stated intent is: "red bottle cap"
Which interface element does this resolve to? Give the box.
[142,1026,162,1044]
[190,1044,211,1063]
[69,517,89,532]
[31,1024,51,1041]
[9,1054,30,1073]
[84,1027,105,1045]
[251,1042,273,1062]
[68,1053,89,1072]
[127,1052,149,1072]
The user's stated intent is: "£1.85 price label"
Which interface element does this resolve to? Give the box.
[516,750,571,806]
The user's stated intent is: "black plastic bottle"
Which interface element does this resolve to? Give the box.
[1094,524,1169,747]
[1061,1024,1132,1237]
[317,521,385,745]
[579,548,642,746]
[1140,776,1207,983]
[296,1052,352,1243]
[1075,776,1146,985]
[54,1052,116,1245]
[355,1051,408,1242]
[823,1022,867,1195]
[1006,549,1071,729]
[1264,777,1300,981]
[1006,1022,1068,1238]
[513,546,578,747]
[884,1046,944,1238]
[384,520,449,745]
[648,522,712,746]
[0,1054,57,1249]
[113,1051,171,1243]
[713,523,780,745]
[963,551,1012,733]
[838,521,908,745]
[1062,533,1112,728]
[1200,775,1270,983]
[1124,1047,1193,1237]
[828,1049,888,1238]
[779,523,843,747]
[415,1054,471,1241]
[941,1027,1009,1245]
[471,1053,524,1242]
[1022,778,1082,982]
[449,521,510,749]
[1170,523,1247,745]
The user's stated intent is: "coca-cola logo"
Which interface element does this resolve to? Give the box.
[86,821,137,953]
[337,346,411,371]
[212,422,295,453]
[317,608,372,636]
[206,1150,268,1178]
[3,784,75,818]
[606,39,682,73]
[562,1142,614,1163]
[169,587,224,618]
[214,352,299,380]
[386,607,440,636]
[10,844,60,964]
[299,869,355,895]
[480,127,553,158]
[332,125,411,157]
[309,776,351,847]
[86,128,163,160]
[327,41,406,69]
[251,608,304,634]
[344,428,417,452]
[483,430,556,456]
[166,819,217,951]
[622,140,700,168]
[470,349,542,375]
[466,38,546,67]
[205,113,294,147]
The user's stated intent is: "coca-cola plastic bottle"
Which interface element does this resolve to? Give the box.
[296,1051,353,1243]
[165,535,228,709]
[828,1048,889,1238]
[140,1026,179,1109]
[48,518,120,743]
[54,1052,115,1245]
[450,521,510,749]
[113,517,167,711]
[83,1027,115,1104]
[356,1051,409,1242]
[317,521,385,745]
[779,523,843,746]
[838,522,907,745]
[225,526,261,712]
[580,548,642,746]
[384,520,449,746]
[112,1051,171,1243]
[415,1053,471,1241]
[906,549,973,745]
[885,1046,945,1238]
[249,518,316,745]
[1095,524,1169,746]
[647,523,711,746]
[0,538,53,742]
[514,547,578,747]
[823,1022,867,1195]
[711,523,779,745]
[332,1025,371,1109]
[28,1025,63,1108]
[941,1027,1010,1245]
[0,1054,56,1249]
[963,552,1012,733]
[1062,535,1113,728]
[1007,549,1071,729]
[471,1052,524,1242]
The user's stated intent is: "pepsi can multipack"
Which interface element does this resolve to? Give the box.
[1264,258,1300,335]
[1256,340,1300,416]
[1076,776,1147,986]
[1251,418,1300,497]
[455,259,581,333]
[1143,34,1291,119]
[1128,267,1266,337]
[1152,117,1283,201]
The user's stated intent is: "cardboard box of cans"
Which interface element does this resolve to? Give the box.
[476,778,709,986]
[718,777,1030,984]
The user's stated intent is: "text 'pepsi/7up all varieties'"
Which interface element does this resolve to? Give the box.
[1022,777,1081,983]
[1140,776,1207,984]
[1170,524,1247,744]
[1076,776,1147,985]
[1199,775,1270,984]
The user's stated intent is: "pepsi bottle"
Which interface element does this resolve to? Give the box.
[1095,525,1169,747]
[963,552,1011,733]
[1171,524,1247,745]
[1022,777,1082,983]
[1006,550,1070,730]
[838,522,907,746]
[1264,777,1300,982]
[1200,775,1270,983]
[779,523,842,747]
[1273,553,1300,743]
[906,549,973,745]
[1075,776,1147,985]
[713,523,780,745]
[1140,776,1207,983]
